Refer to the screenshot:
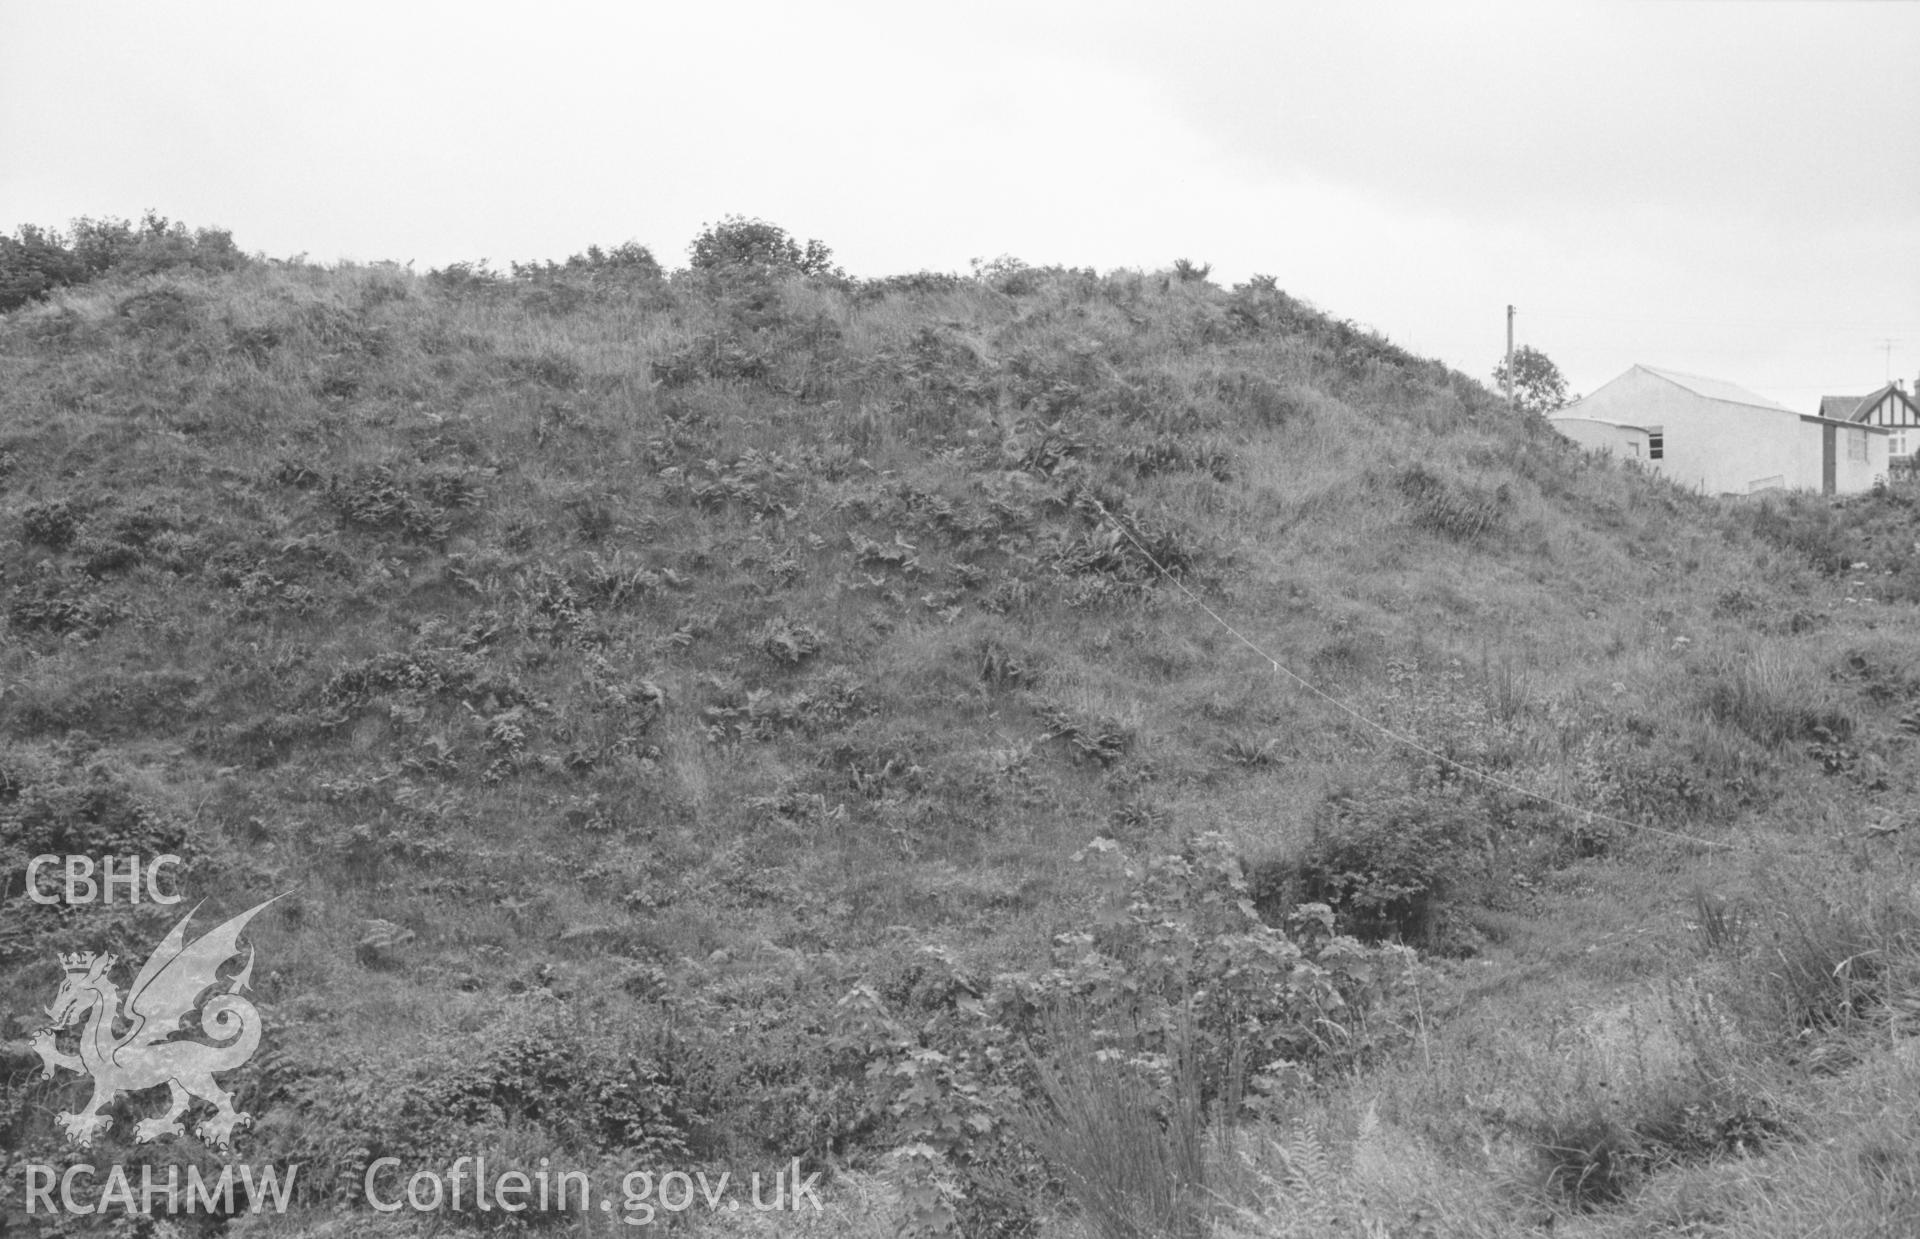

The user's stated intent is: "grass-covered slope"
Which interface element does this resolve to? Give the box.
[6,224,1920,1236]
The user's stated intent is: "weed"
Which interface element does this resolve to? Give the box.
[1690,886,1747,954]
[1020,1010,1210,1239]
[1034,700,1132,767]
[1700,647,1853,748]
[758,615,825,665]
[1395,464,1511,542]
[327,466,456,543]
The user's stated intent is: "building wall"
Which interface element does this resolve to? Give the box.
[1861,423,1889,491]
[1552,368,1884,495]
[1832,419,1887,493]
[1552,418,1648,460]
[1789,419,1887,494]
[1552,369,1789,494]
[1791,418,1827,492]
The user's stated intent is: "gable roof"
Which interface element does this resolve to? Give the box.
[1822,383,1919,424]
[1637,364,1794,412]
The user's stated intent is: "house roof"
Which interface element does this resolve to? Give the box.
[1637,365,1794,412]
[1554,415,1657,434]
[1820,394,1868,420]
[1822,383,1919,424]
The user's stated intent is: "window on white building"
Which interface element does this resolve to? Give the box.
[1892,429,1908,457]
[1648,433,1664,460]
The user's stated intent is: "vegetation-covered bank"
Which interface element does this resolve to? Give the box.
[6,217,1920,1236]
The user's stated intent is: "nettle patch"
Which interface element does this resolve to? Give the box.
[834,834,1421,1236]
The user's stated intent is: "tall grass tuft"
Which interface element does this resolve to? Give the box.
[1735,870,1920,1051]
[1020,1009,1211,1239]
[1700,647,1852,748]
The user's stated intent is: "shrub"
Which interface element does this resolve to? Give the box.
[1567,725,1715,829]
[249,998,702,1201]
[426,259,503,295]
[0,224,86,312]
[512,240,662,285]
[1295,787,1486,945]
[688,215,837,278]
[102,211,244,277]
[857,271,967,300]
[1,212,245,313]
[19,498,83,549]
[971,254,1038,295]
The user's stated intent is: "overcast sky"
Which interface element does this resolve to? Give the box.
[3,0,1915,407]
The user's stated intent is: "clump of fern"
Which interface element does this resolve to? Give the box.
[1215,1111,1388,1238]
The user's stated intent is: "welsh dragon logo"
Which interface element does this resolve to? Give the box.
[30,897,278,1150]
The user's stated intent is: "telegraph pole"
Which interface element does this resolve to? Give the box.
[1505,305,1515,412]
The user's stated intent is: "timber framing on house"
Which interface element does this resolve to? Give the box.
[1821,381,1920,465]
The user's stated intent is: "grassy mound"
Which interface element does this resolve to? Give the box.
[6,217,1920,1236]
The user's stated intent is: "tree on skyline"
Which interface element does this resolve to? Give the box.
[1493,345,1569,415]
